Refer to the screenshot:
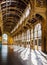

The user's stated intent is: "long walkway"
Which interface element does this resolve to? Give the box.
[0,45,47,65]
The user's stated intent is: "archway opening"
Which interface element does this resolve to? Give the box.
[2,34,8,45]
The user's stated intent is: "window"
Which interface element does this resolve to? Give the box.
[30,23,42,47]
[38,39,41,46]
[27,30,30,42]
[34,23,42,46]
[35,40,37,45]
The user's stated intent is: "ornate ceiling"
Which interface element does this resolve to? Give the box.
[1,0,30,33]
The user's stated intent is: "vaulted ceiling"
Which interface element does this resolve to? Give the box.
[1,0,30,33]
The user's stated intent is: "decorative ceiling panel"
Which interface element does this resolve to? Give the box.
[1,0,30,33]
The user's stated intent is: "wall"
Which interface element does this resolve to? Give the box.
[8,36,13,45]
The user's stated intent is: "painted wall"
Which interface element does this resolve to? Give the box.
[8,36,13,45]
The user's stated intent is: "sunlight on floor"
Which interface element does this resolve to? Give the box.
[13,45,47,65]
[1,45,8,62]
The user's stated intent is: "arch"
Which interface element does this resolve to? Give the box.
[35,14,43,20]
[31,13,45,24]
[34,13,46,52]
[34,23,42,50]
[2,33,8,44]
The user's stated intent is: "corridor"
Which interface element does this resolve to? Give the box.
[0,45,47,65]
[0,0,47,65]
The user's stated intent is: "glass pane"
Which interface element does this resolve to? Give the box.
[35,40,37,45]
[34,31,37,38]
[38,30,41,37]
[38,39,41,46]
[38,24,41,30]
[34,25,38,32]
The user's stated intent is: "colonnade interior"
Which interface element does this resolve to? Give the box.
[0,0,47,65]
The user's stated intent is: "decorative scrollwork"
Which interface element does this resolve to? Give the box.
[36,0,46,7]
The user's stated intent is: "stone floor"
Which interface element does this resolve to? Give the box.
[0,45,47,65]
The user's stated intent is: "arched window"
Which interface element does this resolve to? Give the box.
[34,23,42,50]
[2,34,8,44]
[30,23,42,50]
[34,23,41,39]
